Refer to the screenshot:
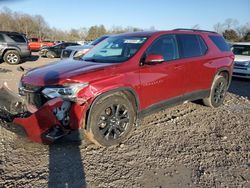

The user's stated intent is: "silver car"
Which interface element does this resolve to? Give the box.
[61,35,109,59]
[232,42,250,79]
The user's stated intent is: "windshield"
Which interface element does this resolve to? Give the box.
[91,35,109,46]
[82,36,148,63]
[233,45,250,56]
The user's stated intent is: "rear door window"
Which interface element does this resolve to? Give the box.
[7,34,26,43]
[177,34,207,58]
[209,35,230,52]
[146,35,179,61]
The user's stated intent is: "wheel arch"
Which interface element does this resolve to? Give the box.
[84,87,140,131]
[2,47,21,58]
[214,67,231,88]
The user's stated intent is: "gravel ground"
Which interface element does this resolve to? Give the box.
[0,54,250,188]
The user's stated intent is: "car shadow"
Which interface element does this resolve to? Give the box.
[0,67,12,73]
[229,77,250,99]
[22,54,40,63]
[48,136,87,188]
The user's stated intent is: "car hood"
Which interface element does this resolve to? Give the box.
[22,59,115,86]
[234,55,250,62]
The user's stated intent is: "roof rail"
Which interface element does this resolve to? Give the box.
[0,31,25,35]
[173,28,217,34]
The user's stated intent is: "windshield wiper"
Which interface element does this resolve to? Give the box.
[83,58,98,62]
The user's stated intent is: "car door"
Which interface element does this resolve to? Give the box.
[139,35,186,109]
[177,34,210,94]
[6,34,29,54]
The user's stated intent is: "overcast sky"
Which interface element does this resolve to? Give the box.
[1,0,250,30]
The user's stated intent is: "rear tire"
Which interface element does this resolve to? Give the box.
[3,50,20,65]
[203,75,228,108]
[85,94,136,147]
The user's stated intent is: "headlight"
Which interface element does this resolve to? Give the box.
[42,83,88,101]
[74,49,90,58]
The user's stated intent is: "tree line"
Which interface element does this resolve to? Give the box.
[0,8,249,42]
[0,8,142,41]
[213,18,250,42]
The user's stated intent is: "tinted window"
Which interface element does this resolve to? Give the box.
[209,35,230,52]
[29,38,38,42]
[232,45,250,56]
[65,43,71,47]
[91,36,109,46]
[0,34,5,42]
[70,43,79,46]
[146,35,179,61]
[178,34,206,58]
[7,34,26,43]
[198,36,208,54]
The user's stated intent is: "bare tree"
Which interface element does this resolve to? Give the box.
[236,23,250,38]
[78,27,88,40]
[0,7,15,31]
[0,7,145,41]
[33,15,49,39]
[224,18,239,30]
[213,22,224,33]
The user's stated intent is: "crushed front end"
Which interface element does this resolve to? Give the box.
[0,82,89,144]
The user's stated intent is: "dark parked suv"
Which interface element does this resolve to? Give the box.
[0,31,31,65]
[0,29,234,146]
[39,42,80,58]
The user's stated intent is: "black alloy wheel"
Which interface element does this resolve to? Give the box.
[86,94,136,147]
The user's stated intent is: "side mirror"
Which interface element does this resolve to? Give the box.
[145,54,164,65]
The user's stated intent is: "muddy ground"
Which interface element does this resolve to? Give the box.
[0,54,250,188]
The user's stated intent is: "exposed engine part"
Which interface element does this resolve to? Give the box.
[53,101,71,128]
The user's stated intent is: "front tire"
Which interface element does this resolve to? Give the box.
[3,50,20,65]
[85,94,136,147]
[46,51,56,58]
[203,75,228,108]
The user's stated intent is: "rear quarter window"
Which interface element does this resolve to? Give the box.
[7,34,26,43]
[209,35,230,52]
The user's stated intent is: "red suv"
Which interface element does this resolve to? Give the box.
[0,29,234,146]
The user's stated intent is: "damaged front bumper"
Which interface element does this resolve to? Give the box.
[0,84,87,144]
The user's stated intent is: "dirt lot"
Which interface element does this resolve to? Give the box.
[0,54,250,188]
